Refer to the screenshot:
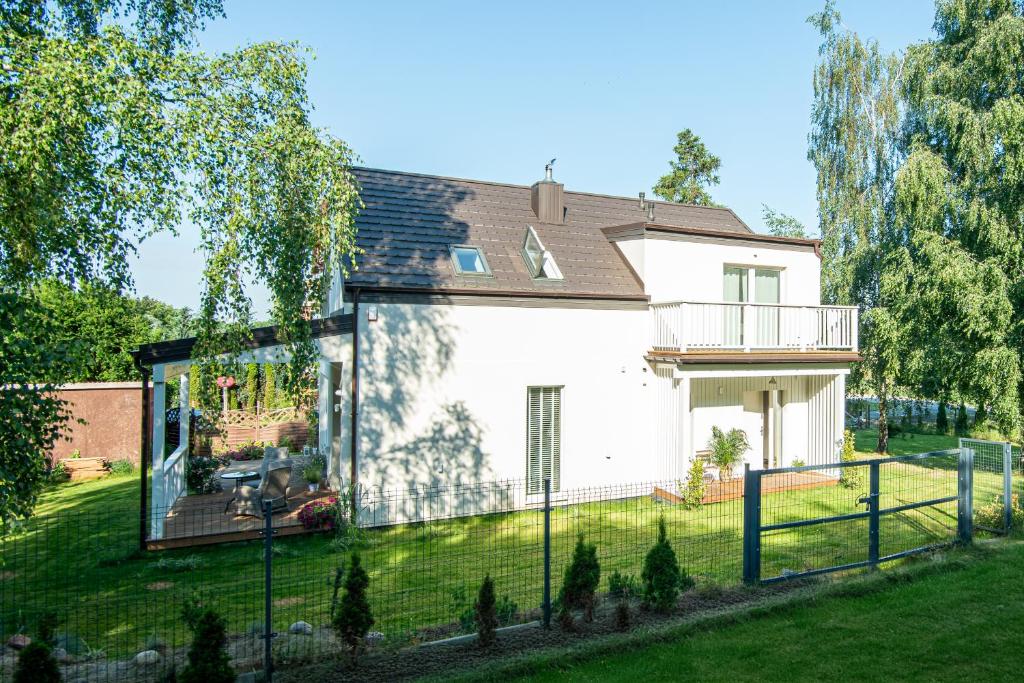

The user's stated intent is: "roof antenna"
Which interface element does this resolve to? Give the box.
[544,158,556,181]
[638,191,646,210]
[647,202,655,222]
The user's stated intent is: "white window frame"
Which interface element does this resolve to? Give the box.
[526,385,562,495]
[722,264,784,304]
[449,245,492,276]
[521,226,563,280]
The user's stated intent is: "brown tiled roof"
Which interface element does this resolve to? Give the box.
[347,167,754,299]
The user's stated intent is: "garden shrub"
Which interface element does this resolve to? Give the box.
[474,575,498,647]
[838,429,862,489]
[607,570,639,599]
[185,457,221,494]
[641,517,693,612]
[298,497,341,530]
[14,642,61,683]
[179,607,233,683]
[557,533,600,629]
[707,426,750,480]
[975,494,1024,529]
[332,552,374,663]
[615,598,631,631]
[680,457,706,509]
[105,459,134,476]
[496,594,518,625]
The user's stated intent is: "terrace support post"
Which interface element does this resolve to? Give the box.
[263,499,275,682]
[542,477,551,629]
[958,447,974,545]
[868,461,880,566]
[742,464,761,585]
[138,364,151,551]
[1003,442,1013,533]
[150,364,167,541]
[178,373,190,460]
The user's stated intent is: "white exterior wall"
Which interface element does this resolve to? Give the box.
[616,235,821,306]
[348,301,653,509]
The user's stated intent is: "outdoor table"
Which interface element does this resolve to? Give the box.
[221,470,260,513]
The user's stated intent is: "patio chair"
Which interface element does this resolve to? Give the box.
[234,465,292,517]
[242,446,291,489]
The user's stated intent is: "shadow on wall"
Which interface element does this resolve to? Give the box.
[350,176,502,521]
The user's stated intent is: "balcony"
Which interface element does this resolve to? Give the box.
[651,301,858,353]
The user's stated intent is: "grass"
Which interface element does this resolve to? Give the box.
[0,429,1016,663]
[482,541,1024,682]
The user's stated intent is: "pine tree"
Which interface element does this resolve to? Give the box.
[332,552,374,663]
[474,575,498,647]
[179,608,234,683]
[936,401,948,434]
[641,517,693,612]
[556,533,601,630]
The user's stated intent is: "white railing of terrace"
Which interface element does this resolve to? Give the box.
[651,301,859,353]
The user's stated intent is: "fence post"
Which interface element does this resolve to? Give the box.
[263,499,275,682]
[542,477,551,629]
[868,461,880,566]
[1004,442,1013,533]
[742,464,761,585]
[958,447,974,545]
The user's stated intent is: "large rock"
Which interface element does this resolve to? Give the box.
[52,647,73,663]
[6,634,29,650]
[365,631,384,647]
[133,650,161,666]
[288,621,313,636]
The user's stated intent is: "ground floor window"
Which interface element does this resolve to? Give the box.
[527,386,561,494]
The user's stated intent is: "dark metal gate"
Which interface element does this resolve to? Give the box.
[743,449,969,584]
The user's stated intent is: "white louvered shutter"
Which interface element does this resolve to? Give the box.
[527,387,561,494]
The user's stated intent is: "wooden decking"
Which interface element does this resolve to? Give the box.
[653,470,837,506]
[147,486,335,550]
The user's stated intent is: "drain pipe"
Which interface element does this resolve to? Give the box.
[134,356,152,551]
[349,288,361,522]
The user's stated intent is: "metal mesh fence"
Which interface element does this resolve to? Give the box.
[1,446,1018,681]
[961,438,1018,534]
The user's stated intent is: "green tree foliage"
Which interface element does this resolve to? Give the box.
[0,294,78,526]
[653,129,721,206]
[332,552,374,662]
[762,205,809,238]
[263,363,278,408]
[557,533,601,628]
[0,0,361,522]
[179,608,234,683]
[641,517,693,612]
[807,2,912,454]
[474,574,498,647]
[243,363,259,410]
[900,0,1023,437]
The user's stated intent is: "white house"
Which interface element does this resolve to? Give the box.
[321,166,857,501]
[137,164,858,532]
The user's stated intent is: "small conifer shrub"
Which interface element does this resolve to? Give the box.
[332,552,375,663]
[557,533,601,630]
[475,574,498,647]
[641,517,694,612]
[179,608,234,683]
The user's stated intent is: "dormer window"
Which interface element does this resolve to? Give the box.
[522,226,563,280]
[450,245,491,276]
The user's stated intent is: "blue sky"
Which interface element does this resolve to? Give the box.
[130,0,938,316]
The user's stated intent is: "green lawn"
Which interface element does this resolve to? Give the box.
[0,429,1014,664]
[501,541,1024,682]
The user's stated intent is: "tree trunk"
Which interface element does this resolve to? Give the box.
[876,392,889,454]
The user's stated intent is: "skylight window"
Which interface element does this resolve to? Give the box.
[522,226,563,280]
[450,245,491,276]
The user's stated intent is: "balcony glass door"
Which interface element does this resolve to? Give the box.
[723,267,747,346]
[754,269,781,347]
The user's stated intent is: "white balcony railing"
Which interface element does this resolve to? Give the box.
[651,301,858,353]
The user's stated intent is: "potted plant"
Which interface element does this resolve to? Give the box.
[303,463,322,493]
[706,426,750,482]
